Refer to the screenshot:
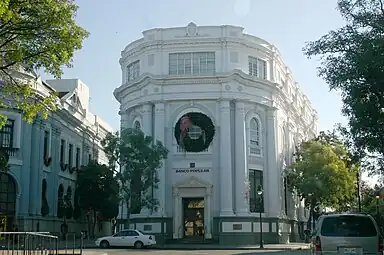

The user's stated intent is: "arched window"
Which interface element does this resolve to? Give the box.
[0,173,16,214]
[249,117,261,155]
[133,120,141,130]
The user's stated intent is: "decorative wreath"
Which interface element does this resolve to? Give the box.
[174,112,215,153]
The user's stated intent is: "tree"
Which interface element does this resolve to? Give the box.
[76,161,119,238]
[303,0,384,173]
[0,0,89,127]
[286,131,358,229]
[102,128,168,215]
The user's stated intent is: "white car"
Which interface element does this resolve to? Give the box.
[95,229,156,249]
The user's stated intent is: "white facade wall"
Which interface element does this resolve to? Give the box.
[114,23,318,242]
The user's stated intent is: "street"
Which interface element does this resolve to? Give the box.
[82,249,309,255]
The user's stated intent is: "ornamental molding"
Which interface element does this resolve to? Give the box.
[114,70,278,103]
[120,37,273,63]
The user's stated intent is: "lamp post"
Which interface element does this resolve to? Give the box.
[257,185,264,248]
[376,195,380,217]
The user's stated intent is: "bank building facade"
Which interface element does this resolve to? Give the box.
[114,23,319,245]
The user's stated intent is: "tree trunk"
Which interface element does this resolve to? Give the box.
[92,210,97,238]
[307,207,312,230]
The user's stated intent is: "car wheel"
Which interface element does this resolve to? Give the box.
[100,240,109,248]
[134,241,144,249]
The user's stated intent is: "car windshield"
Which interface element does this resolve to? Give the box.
[321,215,377,237]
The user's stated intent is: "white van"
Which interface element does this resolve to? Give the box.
[311,213,383,255]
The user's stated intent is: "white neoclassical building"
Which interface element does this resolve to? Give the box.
[114,23,318,245]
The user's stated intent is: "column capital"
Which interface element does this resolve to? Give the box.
[142,103,153,114]
[154,102,165,113]
[173,188,180,197]
[219,99,230,109]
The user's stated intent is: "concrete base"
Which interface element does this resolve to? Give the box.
[125,216,306,245]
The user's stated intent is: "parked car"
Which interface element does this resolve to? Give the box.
[95,229,156,249]
[311,213,383,255]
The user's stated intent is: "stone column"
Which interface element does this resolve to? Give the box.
[173,188,181,239]
[29,121,42,216]
[234,101,249,216]
[219,100,234,216]
[205,187,212,239]
[140,103,153,215]
[142,103,153,136]
[266,107,280,217]
[154,102,166,216]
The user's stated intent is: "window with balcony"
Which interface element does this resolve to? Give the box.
[68,144,73,167]
[60,139,65,163]
[249,117,261,155]
[126,60,140,82]
[249,169,264,213]
[0,119,14,148]
[248,57,267,80]
[169,52,215,75]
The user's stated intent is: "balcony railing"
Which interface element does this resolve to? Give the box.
[175,145,210,154]
[0,147,19,157]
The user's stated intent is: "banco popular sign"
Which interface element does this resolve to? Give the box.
[175,168,210,173]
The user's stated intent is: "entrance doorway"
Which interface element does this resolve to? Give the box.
[183,197,204,239]
[0,172,16,239]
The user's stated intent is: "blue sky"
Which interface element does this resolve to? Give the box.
[41,0,347,132]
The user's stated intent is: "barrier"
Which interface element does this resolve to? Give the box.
[0,232,83,255]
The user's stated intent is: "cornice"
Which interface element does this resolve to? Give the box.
[114,70,279,102]
[120,37,273,63]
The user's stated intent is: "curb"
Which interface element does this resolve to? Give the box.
[82,245,310,251]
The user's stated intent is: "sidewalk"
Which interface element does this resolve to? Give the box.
[78,239,309,251]
[151,243,310,251]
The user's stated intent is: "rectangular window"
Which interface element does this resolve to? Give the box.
[169,52,215,76]
[43,131,50,158]
[249,169,264,213]
[0,119,14,148]
[126,60,140,82]
[248,57,267,80]
[88,153,92,164]
[68,144,73,166]
[60,139,65,163]
[321,215,377,237]
[75,147,80,168]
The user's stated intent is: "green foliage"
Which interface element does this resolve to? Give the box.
[0,148,10,171]
[0,0,89,127]
[76,161,120,220]
[287,131,358,211]
[102,128,169,214]
[303,0,384,172]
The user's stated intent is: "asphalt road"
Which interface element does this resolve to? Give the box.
[82,249,309,255]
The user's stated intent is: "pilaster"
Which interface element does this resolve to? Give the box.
[142,103,153,136]
[219,100,234,216]
[266,107,280,218]
[154,102,166,216]
[234,101,249,216]
[172,188,181,239]
[119,110,130,130]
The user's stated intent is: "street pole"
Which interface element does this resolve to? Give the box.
[357,171,361,212]
[257,185,264,248]
[376,196,380,216]
[259,209,263,248]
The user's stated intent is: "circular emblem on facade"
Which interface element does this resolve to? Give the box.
[174,112,215,152]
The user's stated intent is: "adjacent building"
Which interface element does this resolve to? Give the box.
[114,23,319,244]
[0,72,112,234]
